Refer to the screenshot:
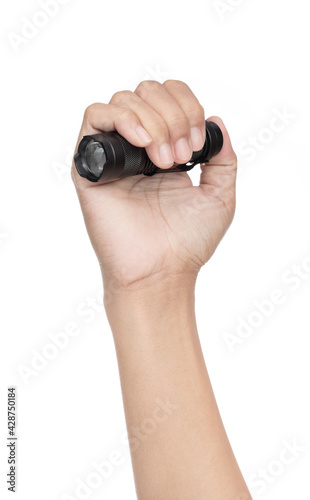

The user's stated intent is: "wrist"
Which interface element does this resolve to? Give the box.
[103,268,197,306]
[103,271,197,339]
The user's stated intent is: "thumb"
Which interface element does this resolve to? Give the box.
[199,116,237,189]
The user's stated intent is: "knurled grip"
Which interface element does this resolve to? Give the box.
[115,132,151,178]
[115,131,206,178]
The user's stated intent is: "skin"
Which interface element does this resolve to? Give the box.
[72,80,252,500]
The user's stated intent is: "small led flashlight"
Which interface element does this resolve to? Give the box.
[74,120,223,183]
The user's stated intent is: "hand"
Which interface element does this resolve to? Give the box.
[72,80,237,292]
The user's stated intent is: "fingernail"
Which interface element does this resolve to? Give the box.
[159,143,174,164]
[136,125,152,144]
[190,127,204,151]
[174,138,192,162]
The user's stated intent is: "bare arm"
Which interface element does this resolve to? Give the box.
[72,79,252,499]
[106,280,251,500]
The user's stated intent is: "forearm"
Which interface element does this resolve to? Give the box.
[105,276,252,500]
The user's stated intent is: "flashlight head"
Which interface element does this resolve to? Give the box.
[85,140,106,178]
[74,131,146,183]
[74,136,108,182]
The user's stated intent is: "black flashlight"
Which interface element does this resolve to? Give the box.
[74,120,223,183]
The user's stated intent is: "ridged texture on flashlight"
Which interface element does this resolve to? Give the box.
[116,133,148,178]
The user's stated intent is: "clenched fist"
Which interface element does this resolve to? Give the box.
[72,80,237,293]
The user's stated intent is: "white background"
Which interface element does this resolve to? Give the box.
[1,0,310,499]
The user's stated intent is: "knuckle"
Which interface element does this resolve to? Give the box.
[227,148,238,166]
[166,114,190,133]
[225,155,238,176]
[231,153,238,168]
[83,102,100,121]
[146,117,169,141]
[118,108,136,122]
[110,90,135,105]
[190,103,205,121]
[163,79,189,90]
[186,105,205,127]
[135,80,161,96]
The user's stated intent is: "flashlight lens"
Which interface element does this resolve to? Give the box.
[85,140,106,178]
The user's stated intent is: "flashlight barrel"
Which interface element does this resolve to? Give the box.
[74,121,223,183]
